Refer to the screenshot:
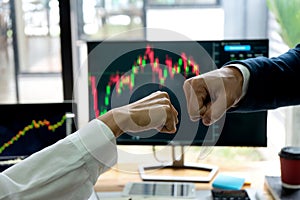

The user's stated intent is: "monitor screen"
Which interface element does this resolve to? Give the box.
[87,40,268,147]
[0,102,76,159]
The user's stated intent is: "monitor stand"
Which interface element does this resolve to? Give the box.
[138,145,218,183]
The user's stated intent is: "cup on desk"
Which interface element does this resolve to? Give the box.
[279,146,300,189]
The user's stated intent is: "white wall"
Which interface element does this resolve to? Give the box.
[146,8,224,40]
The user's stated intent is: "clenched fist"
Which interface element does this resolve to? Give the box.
[183,67,243,126]
[99,91,178,137]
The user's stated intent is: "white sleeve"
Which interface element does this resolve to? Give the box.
[0,119,117,200]
[224,63,250,104]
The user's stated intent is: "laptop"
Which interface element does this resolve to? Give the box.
[0,102,76,171]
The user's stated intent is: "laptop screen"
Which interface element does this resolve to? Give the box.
[0,102,76,159]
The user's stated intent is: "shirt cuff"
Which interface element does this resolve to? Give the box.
[76,119,117,168]
[224,63,250,103]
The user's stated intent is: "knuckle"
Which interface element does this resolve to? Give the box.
[156,91,170,99]
[161,97,171,104]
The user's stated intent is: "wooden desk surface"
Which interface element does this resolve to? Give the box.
[94,160,278,199]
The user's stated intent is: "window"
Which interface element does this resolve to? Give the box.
[76,0,144,40]
[0,0,63,104]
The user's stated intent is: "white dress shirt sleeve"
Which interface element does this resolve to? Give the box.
[0,119,117,200]
[224,63,250,105]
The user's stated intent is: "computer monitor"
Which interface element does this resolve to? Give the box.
[0,102,76,171]
[87,39,268,182]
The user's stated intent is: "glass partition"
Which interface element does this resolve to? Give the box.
[0,0,63,104]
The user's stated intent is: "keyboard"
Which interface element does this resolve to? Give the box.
[211,189,251,200]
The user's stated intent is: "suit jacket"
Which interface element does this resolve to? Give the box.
[227,44,300,111]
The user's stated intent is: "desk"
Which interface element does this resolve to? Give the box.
[94,161,277,199]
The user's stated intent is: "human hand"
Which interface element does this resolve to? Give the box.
[99,91,178,137]
[183,67,243,126]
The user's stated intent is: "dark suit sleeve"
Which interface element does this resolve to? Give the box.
[226,44,300,111]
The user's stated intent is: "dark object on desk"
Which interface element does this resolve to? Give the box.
[265,176,300,200]
[211,189,250,200]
